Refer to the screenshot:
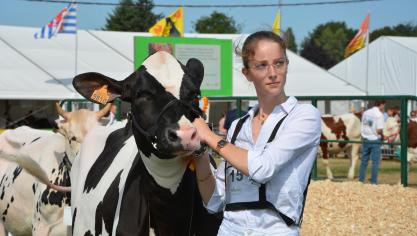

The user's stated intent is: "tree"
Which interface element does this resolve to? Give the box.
[104,0,163,32]
[283,27,297,53]
[193,11,241,33]
[370,23,417,42]
[300,22,355,69]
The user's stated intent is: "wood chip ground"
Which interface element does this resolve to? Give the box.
[301,180,417,236]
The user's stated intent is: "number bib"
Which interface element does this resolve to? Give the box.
[225,163,261,204]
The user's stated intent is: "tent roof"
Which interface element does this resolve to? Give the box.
[0,25,364,100]
[329,36,417,95]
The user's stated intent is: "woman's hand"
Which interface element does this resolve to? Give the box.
[193,117,213,143]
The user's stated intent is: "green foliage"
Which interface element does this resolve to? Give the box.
[370,23,417,42]
[300,22,355,69]
[283,27,297,53]
[104,0,163,32]
[193,11,241,33]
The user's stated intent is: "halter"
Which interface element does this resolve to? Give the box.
[128,97,203,156]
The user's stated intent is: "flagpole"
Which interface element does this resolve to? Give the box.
[365,13,370,95]
[279,0,282,37]
[75,29,78,77]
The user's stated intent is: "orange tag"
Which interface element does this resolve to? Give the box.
[200,96,209,113]
[90,85,109,105]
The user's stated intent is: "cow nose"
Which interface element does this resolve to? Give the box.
[176,126,198,143]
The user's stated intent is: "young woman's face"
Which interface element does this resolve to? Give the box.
[243,40,288,98]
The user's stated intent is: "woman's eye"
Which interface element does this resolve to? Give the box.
[255,64,267,70]
[275,60,285,66]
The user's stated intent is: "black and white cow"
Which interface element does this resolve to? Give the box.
[70,51,221,235]
[0,104,111,236]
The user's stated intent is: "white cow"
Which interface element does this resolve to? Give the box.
[0,103,111,236]
[319,113,362,180]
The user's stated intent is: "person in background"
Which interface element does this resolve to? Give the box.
[192,31,321,235]
[359,100,386,185]
[105,103,117,127]
[218,112,227,136]
[383,107,394,121]
[409,110,417,122]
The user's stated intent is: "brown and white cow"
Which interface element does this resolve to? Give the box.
[0,103,111,236]
[384,117,417,165]
[319,113,362,180]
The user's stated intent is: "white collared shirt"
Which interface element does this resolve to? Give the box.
[206,96,321,232]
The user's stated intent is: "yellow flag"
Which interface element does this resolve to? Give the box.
[272,10,281,35]
[149,7,184,37]
[344,14,370,57]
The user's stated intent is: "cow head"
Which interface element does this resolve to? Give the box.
[55,102,112,162]
[73,51,204,159]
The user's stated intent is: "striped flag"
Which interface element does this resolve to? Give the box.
[149,6,184,37]
[344,14,369,57]
[34,2,77,39]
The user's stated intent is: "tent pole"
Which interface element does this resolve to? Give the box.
[365,13,370,95]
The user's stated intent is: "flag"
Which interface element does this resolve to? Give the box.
[272,10,281,36]
[344,14,369,57]
[34,2,77,39]
[149,7,183,37]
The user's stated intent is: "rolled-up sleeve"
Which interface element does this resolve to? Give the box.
[247,106,321,183]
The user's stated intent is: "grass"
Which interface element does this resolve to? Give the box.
[315,157,417,187]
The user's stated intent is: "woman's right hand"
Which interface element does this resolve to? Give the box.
[193,117,212,144]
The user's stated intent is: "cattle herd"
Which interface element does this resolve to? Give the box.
[0,51,416,236]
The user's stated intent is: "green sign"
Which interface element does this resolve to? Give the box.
[134,36,233,96]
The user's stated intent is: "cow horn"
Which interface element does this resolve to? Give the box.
[55,102,70,120]
[96,103,112,119]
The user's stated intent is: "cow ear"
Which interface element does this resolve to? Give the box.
[72,72,124,105]
[179,58,204,103]
[185,58,204,89]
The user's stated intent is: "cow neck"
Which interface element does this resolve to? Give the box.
[139,153,188,194]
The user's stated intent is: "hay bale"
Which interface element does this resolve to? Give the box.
[301,180,417,235]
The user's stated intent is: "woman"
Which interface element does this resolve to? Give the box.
[192,31,321,235]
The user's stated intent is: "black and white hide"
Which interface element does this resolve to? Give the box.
[70,51,221,236]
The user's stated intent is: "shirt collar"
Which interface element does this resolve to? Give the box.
[247,96,298,117]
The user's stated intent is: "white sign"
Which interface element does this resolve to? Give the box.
[175,44,221,90]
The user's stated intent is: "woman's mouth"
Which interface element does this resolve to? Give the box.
[266,82,280,86]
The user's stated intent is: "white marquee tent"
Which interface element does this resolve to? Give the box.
[0,25,365,101]
[329,36,417,96]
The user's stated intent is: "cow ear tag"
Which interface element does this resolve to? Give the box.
[91,85,109,105]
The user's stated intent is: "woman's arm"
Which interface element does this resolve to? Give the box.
[194,151,216,205]
[193,117,250,175]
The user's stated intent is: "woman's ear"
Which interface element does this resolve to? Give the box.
[242,67,252,82]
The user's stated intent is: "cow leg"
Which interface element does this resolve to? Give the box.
[0,222,6,236]
[348,144,360,180]
[322,159,334,180]
[320,142,333,180]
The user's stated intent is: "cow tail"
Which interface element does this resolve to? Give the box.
[0,151,71,192]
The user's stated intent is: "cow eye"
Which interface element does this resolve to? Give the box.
[71,137,77,141]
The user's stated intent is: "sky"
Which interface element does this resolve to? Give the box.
[1,0,416,47]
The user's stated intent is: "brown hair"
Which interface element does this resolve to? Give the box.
[235,31,287,69]
[374,100,386,106]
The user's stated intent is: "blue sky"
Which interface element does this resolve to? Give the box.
[1,0,416,47]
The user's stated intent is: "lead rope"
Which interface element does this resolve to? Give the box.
[188,160,196,236]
